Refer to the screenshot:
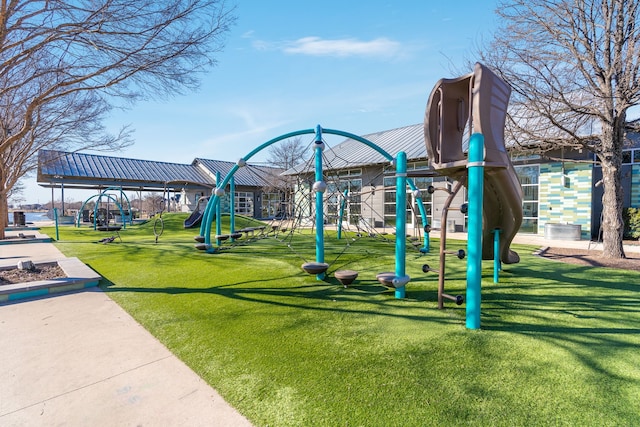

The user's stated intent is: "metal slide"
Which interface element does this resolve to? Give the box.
[424,63,523,263]
[183,197,210,229]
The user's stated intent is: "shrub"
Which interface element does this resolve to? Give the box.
[623,207,640,239]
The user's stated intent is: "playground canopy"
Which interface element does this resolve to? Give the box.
[37,149,281,193]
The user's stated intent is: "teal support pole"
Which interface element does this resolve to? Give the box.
[215,172,222,247]
[230,176,236,241]
[314,125,326,280]
[466,133,485,330]
[493,228,501,283]
[410,188,430,253]
[337,189,348,239]
[395,152,408,299]
[54,207,59,241]
[199,196,209,237]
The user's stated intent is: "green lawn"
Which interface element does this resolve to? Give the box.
[45,214,640,426]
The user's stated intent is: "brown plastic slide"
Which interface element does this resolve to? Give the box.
[424,63,523,264]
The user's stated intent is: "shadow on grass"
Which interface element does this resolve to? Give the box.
[480,260,640,380]
[98,267,459,325]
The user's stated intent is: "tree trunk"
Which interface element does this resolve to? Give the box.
[0,188,7,240]
[600,119,626,259]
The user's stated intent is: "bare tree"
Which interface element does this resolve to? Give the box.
[0,0,236,238]
[266,136,310,170]
[7,179,24,205]
[479,0,640,258]
[264,136,310,218]
[142,193,165,217]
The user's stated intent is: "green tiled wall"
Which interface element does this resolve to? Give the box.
[632,165,640,207]
[538,162,592,237]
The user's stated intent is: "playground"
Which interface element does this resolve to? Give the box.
[35,215,640,426]
[6,63,640,425]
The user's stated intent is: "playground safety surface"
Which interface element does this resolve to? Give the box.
[538,245,640,271]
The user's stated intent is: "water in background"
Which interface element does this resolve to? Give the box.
[7,212,51,224]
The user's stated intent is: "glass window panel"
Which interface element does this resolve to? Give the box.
[623,151,632,164]
[516,165,539,185]
[414,177,432,188]
[522,202,538,217]
[522,186,538,201]
[384,192,395,203]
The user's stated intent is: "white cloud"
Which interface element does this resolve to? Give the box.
[254,36,404,59]
[285,36,401,58]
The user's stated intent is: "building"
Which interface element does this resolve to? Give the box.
[37,150,283,219]
[38,124,640,238]
[287,124,640,239]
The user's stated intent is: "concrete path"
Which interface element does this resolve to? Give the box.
[439,229,640,253]
[0,229,62,268]
[0,289,252,427]
[0,228,253,426]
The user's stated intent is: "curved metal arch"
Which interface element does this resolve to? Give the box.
[77,193,122,229]
[199,126,430,251]
[76,187,132,229]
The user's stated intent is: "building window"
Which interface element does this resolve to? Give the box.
[235,192,254,216]
[326,176,362,225]
[337,168,362,178]
[515,165,539,234]
[261,192,281,218]
[383,162,433,228]
[601,148,640,165]
[410,176,433,226]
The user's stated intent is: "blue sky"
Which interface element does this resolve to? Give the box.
[21,0,499,204]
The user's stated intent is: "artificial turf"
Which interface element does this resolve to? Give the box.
[45,213,640,426]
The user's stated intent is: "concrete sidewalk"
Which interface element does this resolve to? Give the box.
[0,229,60,268]
[0,230,253,426]
[0,289,252,427]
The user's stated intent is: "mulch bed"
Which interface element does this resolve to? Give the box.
[537,247,640,272]
[0,264,66,285]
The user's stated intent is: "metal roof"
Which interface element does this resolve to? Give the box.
[37,125,425,190]
[37,150,279,191]
[193,158,282,187]
[286,123,426,174]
